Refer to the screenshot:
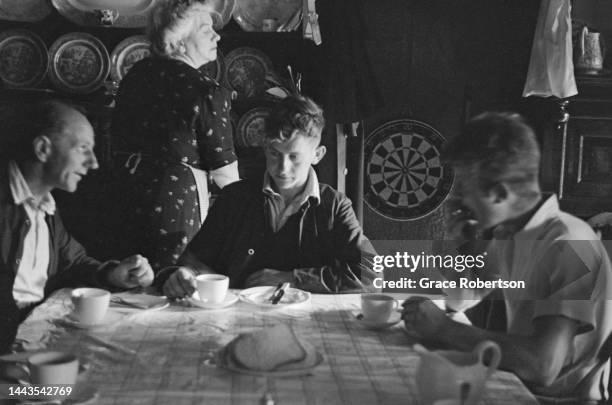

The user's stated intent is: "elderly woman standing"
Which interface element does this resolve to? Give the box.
[112,0,239,272]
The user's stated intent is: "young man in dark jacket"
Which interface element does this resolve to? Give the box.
[161,95,376,297]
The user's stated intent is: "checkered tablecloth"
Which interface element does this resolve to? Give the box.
[16,289,539,405]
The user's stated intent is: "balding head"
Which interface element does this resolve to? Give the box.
[9,100,91,163]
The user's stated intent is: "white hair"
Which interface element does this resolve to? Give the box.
[148,0,219,58]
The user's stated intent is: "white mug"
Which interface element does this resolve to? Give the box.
[71,288,110,325]
[361,294,399,323]
[27,351,79,385]
[195,274,229,303]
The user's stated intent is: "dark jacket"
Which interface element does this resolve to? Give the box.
[0,164,107,353]
[176,179,377,293]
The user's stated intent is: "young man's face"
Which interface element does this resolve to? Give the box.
[452,166,509,230]
[264,134,326,197]
[43,113,99,193]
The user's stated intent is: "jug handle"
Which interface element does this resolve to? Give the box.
[580,26,588,57]
[474,340,501,375]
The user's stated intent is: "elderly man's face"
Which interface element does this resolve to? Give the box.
[44,113,99,193]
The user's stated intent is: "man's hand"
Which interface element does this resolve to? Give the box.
[244,268,294,288]
[162,267,197,299]
[108,255,154,288]
[446,198,479,240]
[401,297,449,341]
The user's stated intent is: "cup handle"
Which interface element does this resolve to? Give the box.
[474,340,501,375]
[392,300,400,311]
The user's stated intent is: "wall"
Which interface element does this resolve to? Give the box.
[356,0,540,241]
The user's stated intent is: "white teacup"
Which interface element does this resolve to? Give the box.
[195,274,229,303]
[71,288,110,325]
[27,351,79,385]
[361,294,399,323]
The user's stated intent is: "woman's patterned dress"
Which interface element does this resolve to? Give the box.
[112,57,237,271]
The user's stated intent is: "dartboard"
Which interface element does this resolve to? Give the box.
[364,119,453,220]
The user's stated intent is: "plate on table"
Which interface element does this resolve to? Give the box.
[109,35,152,82]
[236,106,271,147]
[48,32,110,94]
[199,48,224,83]
[186,291,239,309]
[110,293,169,310]
[218,339,323,377]
[239,286,311,309]
[0,29,48,88]
[233,0,302,32]
[224,47,273,99]
[0,0,53,22]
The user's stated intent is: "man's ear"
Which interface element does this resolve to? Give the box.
[312,145,326,165]
[33,135,52,162]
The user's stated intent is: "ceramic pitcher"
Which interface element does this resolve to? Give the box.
[414,340,502,405]
[575,26,605,73]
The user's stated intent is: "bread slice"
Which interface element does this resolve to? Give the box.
[230,324,307,371]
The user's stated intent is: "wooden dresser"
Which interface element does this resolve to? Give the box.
[541,75,612,218]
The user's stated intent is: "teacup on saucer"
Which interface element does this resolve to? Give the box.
[356,311,402,330]
[187,291,238,309]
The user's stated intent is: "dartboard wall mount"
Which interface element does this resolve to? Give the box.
[364,118,454,221]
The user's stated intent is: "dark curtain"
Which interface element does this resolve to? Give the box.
[315,0,383,123]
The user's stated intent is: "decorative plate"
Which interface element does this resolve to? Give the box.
[51,0,152,28]
[236,107,271,147]
[209,0,235,30]
[0,29,48,88]
[48,32,110,94]
[110,35,152,82]
[199,48,225,83]
[0,0,53,22]
[224,47,273,99]
[364,119,454,221]
[233,0,302,32]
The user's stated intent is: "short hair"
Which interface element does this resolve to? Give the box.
[443,112,541,200]
[148,0,218,58]
[265,95,325,143]
[7,99,85,162]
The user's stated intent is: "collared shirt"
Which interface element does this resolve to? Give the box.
[450,194,612,400]
[8,160,55,305]
[262,167,321,233]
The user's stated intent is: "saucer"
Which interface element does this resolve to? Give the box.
[239,286,311,309]
[61,310,123,329]
[356,312,402,330]
[186,291,239,309]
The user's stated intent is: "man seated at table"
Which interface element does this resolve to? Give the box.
[0,100,155,354]
[161,95,376,297]
[401,112,612,403]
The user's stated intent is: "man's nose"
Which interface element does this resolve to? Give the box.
[278,157,290,173]
[88,152,99,170]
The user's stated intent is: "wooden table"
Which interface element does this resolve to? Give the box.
[12,289,539,405]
